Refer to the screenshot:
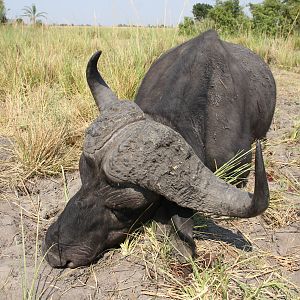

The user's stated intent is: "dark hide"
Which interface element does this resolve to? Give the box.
[135,30,275,258]
[43,30,275,268]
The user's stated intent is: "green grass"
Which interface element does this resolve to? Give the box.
[19,195,46,300]
[213,148,253,186]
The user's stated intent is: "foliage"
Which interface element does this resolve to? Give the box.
[0,0,7,23]
[185,0,299,36]
[250,0,300,35]
[192,3,213,21]
[208,0,250,34]
[178,16,196,35]
[284,0,300,31]
[22,4,47,25]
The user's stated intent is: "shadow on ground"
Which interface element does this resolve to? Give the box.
[194,217,252,251]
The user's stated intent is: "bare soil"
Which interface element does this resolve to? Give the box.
[0,69,299,299]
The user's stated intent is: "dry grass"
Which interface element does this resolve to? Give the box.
[258,70,300,229]
[117,221,300,300]
[230,33,300,72]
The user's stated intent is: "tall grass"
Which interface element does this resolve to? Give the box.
[0,24,299,180]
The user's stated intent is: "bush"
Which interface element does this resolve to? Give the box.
[208,0,250,34]
[178,17,196,35]
[285,0,300,32]
[250,0,300,35]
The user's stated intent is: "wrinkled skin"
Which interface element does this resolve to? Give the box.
[43,30,276,268]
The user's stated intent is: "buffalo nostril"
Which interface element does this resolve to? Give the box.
[43,246,67,268]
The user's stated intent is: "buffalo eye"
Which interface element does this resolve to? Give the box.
[110,208,133,224]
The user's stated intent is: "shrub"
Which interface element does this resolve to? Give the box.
[208,0,250,34]
[250,0,300,35]
[178,17,196,35]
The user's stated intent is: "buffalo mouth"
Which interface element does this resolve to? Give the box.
[42,224,104,268]
[42,240,68,268]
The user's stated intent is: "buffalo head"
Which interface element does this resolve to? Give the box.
[43,50,269,268]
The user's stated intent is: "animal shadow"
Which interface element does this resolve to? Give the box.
[193,215,252,252]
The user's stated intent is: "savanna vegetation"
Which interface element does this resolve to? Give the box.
[0,24,299,182]
[0,0,299,299]
[179,0,300,35]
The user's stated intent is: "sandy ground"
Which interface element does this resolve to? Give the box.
[0,69,299,299]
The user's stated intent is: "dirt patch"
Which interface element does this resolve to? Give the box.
[0,173,164,299]
[0,69,299,299]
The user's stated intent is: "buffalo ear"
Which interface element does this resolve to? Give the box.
[153,202,196,260]
[79,154,97,186]
[170,205,196,258]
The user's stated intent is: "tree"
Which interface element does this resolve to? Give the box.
[250,0,299,35]
[282,0,300,32]
[22,4,47,25]
[0,0,7,23]
[208,0,249,33]
[192,3,213,21]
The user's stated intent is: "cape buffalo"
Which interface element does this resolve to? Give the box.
[43,30,276,268]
